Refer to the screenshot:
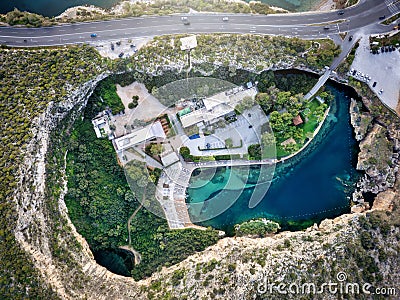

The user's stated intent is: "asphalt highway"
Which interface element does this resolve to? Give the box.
[0,0,398,47]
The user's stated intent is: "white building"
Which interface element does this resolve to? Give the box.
[114,121,166,151]
[92,112,112,139]
[179,85,258,128]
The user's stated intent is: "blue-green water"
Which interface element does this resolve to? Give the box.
[0,0,120,17]
[0,0,323,17]
[251,0,323,12]
[187,84,360,232]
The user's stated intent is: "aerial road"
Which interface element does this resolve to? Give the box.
[0,0,398,47]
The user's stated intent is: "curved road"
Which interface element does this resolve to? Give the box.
[0,0,398,47]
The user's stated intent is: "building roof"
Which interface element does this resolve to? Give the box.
[203,94,230,111]
[92,112,111,138]
[281,137,297,146]
[179,86,258,128]
[114,121,166,151]
[180,109,206,128]
[161,152,180,167]
[293,115,303,126]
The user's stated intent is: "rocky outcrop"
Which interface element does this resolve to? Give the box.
[349,98,372,141]
[11,72,145,299]
[355,123,398,194]
[10,64,400,299]
[372,189,396,211]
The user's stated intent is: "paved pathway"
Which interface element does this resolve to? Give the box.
[305,32,361,100]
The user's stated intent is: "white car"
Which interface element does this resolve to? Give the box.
[222,17,229,22]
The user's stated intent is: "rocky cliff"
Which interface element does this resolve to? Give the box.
[11,72,145,299]
[8,63,400,299]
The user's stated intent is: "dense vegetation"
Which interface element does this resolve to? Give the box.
[119,0,281,17]
[89,77,125,114]
[134,34,341,74]
[0,0,283,26]
[235,218,281,237]
[334,0,359,9]
[0,8,55,27]
[0,45,106,298]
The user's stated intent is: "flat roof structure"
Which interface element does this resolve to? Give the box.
[92,112,112,138]
[180,108,207,128]
[179,86,258,128]
[114,121,166,151]
[161,151,180,167]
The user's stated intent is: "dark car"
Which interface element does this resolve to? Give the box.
[338,11,344,15]
[118,52,124,58]
[90,33,97,38]
[372,82,377,87]
[379,15,386,20]
[348,35,353,41]
[324,26,329,30]
[111,43,114,51]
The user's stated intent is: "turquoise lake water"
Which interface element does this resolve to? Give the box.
[187,84,360,233]
[0,0,323,17]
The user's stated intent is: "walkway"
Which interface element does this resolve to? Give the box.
[119,197,144,266]
[305,32,361,100]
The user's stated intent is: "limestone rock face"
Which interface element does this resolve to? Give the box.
[10,71,400,299]
[349,98,372,141]
[356,123,398,194]
[372,189,396,211]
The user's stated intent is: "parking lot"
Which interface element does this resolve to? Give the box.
[183,106,267,157]
[94,37,151,59]
[350,36,400,112]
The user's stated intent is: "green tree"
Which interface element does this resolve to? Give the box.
[261,132,276,146]
[248,144,261,160]
[150,143,163,156]
[179,146,191,160]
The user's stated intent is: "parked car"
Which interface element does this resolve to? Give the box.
[379,15,386,20]
[118,52,124,58]
[348,35,353,41]
[372,81,377,87]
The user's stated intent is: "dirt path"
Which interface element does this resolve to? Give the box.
[119,193,144,265]
[127,202,143,246]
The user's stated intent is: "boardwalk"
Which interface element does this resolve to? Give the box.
[305,34,360,100]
